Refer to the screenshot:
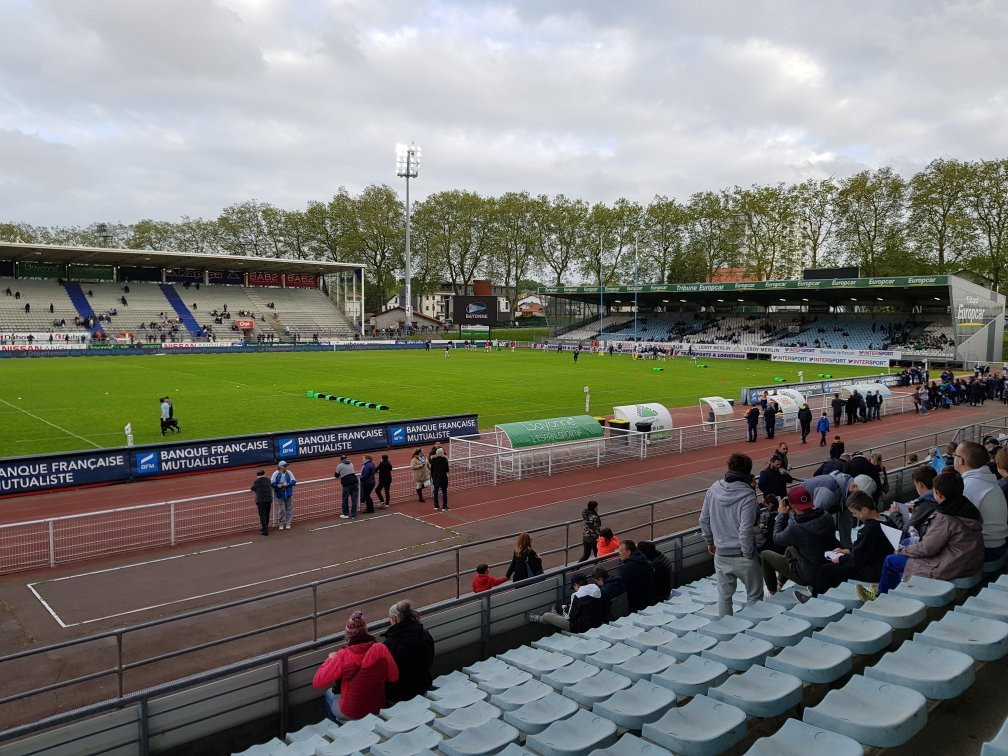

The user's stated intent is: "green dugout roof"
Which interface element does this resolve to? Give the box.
[495,415,604,448]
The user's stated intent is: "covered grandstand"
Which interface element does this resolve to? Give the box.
[541,274,1006,366]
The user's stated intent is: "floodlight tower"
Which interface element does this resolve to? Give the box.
[395,142,422,328]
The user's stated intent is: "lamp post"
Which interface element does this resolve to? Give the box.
[598,233,606,343]
[395,142,422,329]
[633,233,639,343]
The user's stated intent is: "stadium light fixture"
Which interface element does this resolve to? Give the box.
[679,298,687,303]
[876,297,884,301]
[395,142,422,328]
[851,297,857,301]
[737,298,744,302]
[801,298,809,302]
[933,297,941,301]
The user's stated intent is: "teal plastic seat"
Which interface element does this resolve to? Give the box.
[664,614,711,634]
[983,554,1006,574]
[371,723,443,756]
[587,733,673,756]
[981,715,1008,756]
[527,709,619,756]
[502,691,578,735]
[914,610,1008,661]
[989,573,1008,593]
[853,593,927,630]
[631,611,678,629]
[315,715,381,756]
[438,720,521,756]
[375,702,437,736]
[696,603,743,620]
[585,623,646,644]
[563,668,633,706]
[471,665,532,695]
[803,674,928,748]
[744,613,813,648]
[707,664,803,718]
[656,631,717,662]
[661,599,705,616]
[611,648,674,681]
[591,679,678,729]
[812,613,893,655]
[380,696,432,719]
[954,573,984,589]
[490,678,553,711]
[765,587,801,609]
[498,648,574,676]
[642,694,747,756]
[429,686,489,715]
[818,582,866,611]
[893,575,956,608]
[784,597,846,628]
[765,636,853,684]
[464,658,512,677]
[735,600,785,624]
[540,659,602,690]
[696,615,752,641]
[864,640,975,700]
[586,642,641,670]
[432,700,503,738]
[624,627,681,652]
[742,717,864,756]
[533,635,611,660]
[650,654,731,697]
[701,634,774,672]
[959,588,1008,622]
[433,670,473,690]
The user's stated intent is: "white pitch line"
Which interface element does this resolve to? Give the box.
[0,397,102,448]
[27,583,70,629]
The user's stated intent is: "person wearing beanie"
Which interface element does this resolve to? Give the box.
[814,438,846,476]
[312,610,398,721]
[759,486,839,595]
[270,460,297,530]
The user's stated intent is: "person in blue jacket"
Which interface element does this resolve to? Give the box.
[270,460,297,530]
[816,412,830,447]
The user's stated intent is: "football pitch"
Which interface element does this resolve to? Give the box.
[0,349,876,457]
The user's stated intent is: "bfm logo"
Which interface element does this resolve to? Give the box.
[390,426,406,444]
[466,303,487,314]
[278,437,298,456]
[135,452,159,474]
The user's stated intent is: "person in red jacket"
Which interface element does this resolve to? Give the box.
[313,610,399,721]
[472,563,507,593]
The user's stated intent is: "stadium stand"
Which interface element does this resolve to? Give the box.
[0,278,85,337]
[243,286,359,339]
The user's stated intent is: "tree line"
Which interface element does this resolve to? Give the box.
[1,158,1006,311]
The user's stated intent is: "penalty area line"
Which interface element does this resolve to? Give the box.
[0,397,101,449]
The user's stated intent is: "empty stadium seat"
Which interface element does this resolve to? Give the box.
[663,614,711,634]
[700,634,774,672]
[784,597,846,628]
[803,674,928,748]
[812,613,893,655]
[650,654,730,697]
[914,610,1008,661]
[489,678,553,711]
[735,601,785,623]
[852,593,927,630]
[431,700,503,738]
[563,668,633,706]
[744,613,813,648]
[591,679,677,730]
[370,723,443,756]
[623,627,681,652]
[818,583,867,611]
[742,717,863,756]
[642,694,748,756]
[438,719,522,756]
[587,733,673,756]
[609,648,675,681]
[864,640,975,700]
[707,664,804,718]
[696,615,752,641]
[540,659,603,690]
[655,631,717,662]
[428,686,489,715]
[502,691,578,735]
[893,576,957,608]
[958,587,1008,622]
[585,642,641,669]
[527,709,619,756]
[764,637,853,684]
[532,635,611,659]
[497,648,574,676]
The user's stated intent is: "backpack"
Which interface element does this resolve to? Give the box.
[525,551,543,577]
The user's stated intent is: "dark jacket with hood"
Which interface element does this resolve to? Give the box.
[598,574,629,619]
[619,551,656,612]
[900,494,985,581]
[383,618,435,703]
[567,583,606,632]
[772,508,839,585]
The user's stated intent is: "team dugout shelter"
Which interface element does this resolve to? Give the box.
[539,273,1005,368]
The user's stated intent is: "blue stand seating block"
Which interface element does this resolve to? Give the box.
[764,637,853,685]
[490,678,553,712]
[502,691,579,735]
[650,655,731,698]
[742,717,864,756]
[586,642,642,670]
[892,575,956,608]
[784,597,846,629]
[563,668,633,706]
[655,631,717,662]
[696,615,753,641]
[591,679,678,730]
[744,613,813,648]
[812,613,893,655]
[611,649,675,682]
[624,627,681,652]
[526,709,619,756]
[707,664,803,718]
[803,674,928,748]
[371,723,443,756]
[701,634,774,672]
[853,593,927,630]
[438,720,521,756]
[642,694,748,756]
[914,610,1008,661]
[432,700,503,738]
[864,640,975,700]
[586,733,673,756]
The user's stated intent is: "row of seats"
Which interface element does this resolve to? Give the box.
[235,569,1008,756]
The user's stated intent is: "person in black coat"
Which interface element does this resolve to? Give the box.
[505,532,542,581]
[383,600,435,703]
[592,566,629,619]
[617,540,655,612]
[843,453,883,506]
[845,393,859,424]
[250,470,273,536]
[745,405,760,442]
[831,393,845,426]
[758,457,793,500]
[797,404,813,444]
[763,402,779,439]
[637,541,676,602]
[375,454,393,508]
[429,449,450,511]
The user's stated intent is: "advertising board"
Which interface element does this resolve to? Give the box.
[0,450,130,494]
[453,296,499,326]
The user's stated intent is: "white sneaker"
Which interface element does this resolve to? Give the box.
[340,515,350,519]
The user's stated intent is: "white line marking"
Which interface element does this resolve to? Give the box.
[27,583,69,629]
[31,542,254,583]
[0,397,102,448]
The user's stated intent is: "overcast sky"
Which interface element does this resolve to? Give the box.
[2,0,1007,226]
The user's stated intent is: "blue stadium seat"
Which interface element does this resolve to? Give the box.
[864,640,975,700]
[707,664,803,718]
[314,714,382,756]
[893,575,957,608]
[376,701,437,736]
[642,694,748,756]
[433,671,473,690]
[803,674,928,748]
[819,582,868,611]
[463,658,512,677]
[587,732,673,756]
[438,720,522,756]
[981,714,1008,756]
[764,637,853,684]
[370,724,443,756]
[610,648,675,681]
[470,665,532,695]
[429,686,489,715]
[586,642,642,669]
[701,634,774,672]
[431,700,503,738]
[527,709,620,756]
[663,614,711,634]
[914,610,1008,661]
[696,604,743,620]
[591,679,678,729]
[989,574,1008,593]
[655,631,717,662]
[812,613,893,655]
[540,659,602,690]
[502,691,579,735]
[853,593,927,630]
[958,587,1008,622]
[623,627,682,652]
[744,613,813,648]
[661,599,705,616]
[742,717,863,756]
[650,654,731,697]
[696,615,753,641]
[489,678,553,711]
[784,597,846,628]
[533,635,612,659]
[498,648,574,676]
[735,601,785,623]
[983,555,1006,574]
[764,587,801,609]
[952,573,983,591]
[631,611,679,629]
[587,624,648,644]
[563,668,633,706]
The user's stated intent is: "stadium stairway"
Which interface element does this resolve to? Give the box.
[159,284,204,337]
[62,281,104,336]
[233,568,1008,756]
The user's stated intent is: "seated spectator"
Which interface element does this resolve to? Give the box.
[472,563,507,593]
[886,465,938,537]
[596,528,621,557]
[637,541,676,602]
[801,491,893,599]
[760,486,839,595]
[528,572,605,632]
[618,539,655,612]
[591,565,629,619]
[312,611,398,722]
[955,441,1008,562]
[865,469,985,599]
[383,600,435,703]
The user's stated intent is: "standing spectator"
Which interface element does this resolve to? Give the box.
[771,442,790,471]
[596,528,621,557]
[638,541,676,602]
[312,611,398,722]
[865,391,877,422]
[797,403,813,444]
[505,532,542,582]
[870,453,889,496]
[335,455,359,519]
[579,500,602,561]
[699,452,763,617]
[745,404,760,443]
[758,456,793,501]
[250,470,273,535]
[375,454,393,508]
[845,452,883,506]
[814,442,846,476]
[873,390,884,419]
[410,449,430,503]
[271,461,297,530]
[429,448,450,511]
[383,600,435,703]
[845,392,859,425]
[954,441,1008,562]
[472,563,507,593]
[763,401,778,439]
[617,540,656,612]
[817,412,830,447]
[359,455,377,514]
[831,393,845,426]
[528,572,605,632]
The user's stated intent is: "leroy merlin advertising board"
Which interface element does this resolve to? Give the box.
[496,415,604,448]
[613,403,673,437]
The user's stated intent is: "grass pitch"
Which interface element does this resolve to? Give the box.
[0,349,876,456]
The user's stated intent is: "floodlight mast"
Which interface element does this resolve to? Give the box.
[395,142,422,328]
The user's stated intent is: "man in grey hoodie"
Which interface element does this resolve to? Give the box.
[700,453,764,616]
[955,441,1008,561]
